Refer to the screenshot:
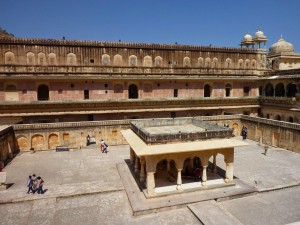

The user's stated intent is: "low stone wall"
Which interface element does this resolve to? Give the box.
[13,120,131,151]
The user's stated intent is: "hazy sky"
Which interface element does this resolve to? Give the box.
[1,0,299,51]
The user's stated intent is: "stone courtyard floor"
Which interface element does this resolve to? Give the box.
[0,137,300,225]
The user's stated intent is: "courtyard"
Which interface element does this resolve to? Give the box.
[0,137,300,225]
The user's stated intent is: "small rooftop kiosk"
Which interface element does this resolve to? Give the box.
[121,118,248,197]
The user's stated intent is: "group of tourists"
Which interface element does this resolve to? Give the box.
[242,126,248,139]
[27,174,44,194]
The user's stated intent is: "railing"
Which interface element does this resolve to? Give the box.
[258,97,296,106]
[0,37,260,53]
[13,119,131,131]
[241,115,300,131]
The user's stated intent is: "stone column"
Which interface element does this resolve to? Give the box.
[146,172,155,196]
[140,157,145,182]
[130,148,135,165]
[201,157,208,186]
[135,155,139,173]
[176,169,182,190]
[225,163,234,183]
[224,149,234,183]
[202,166,207,186]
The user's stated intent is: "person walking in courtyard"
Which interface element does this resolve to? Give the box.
[32,174,38,192]
[37,176,44,194]
[27,175,34,194]
[101,139,108,154]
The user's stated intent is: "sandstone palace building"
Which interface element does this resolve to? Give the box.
[0,29,299,155]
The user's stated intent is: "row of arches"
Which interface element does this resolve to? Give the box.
[17,133,70,151]
[263,83,297,97]
[4,51,257,68]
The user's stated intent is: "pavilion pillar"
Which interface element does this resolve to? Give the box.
[135,155,139,173]
[176,169,182,190]
[201,157,208,186]
[146,172,155,196]
[140,157,145,182]
[224,149,234,183]
[130,148,135,165]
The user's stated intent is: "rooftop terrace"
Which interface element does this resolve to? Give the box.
[131,118,233,145]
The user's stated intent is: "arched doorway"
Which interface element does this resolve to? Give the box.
[286,83,297,97]
[275,83,285,97]
[232,123,239,136]
[225,84,232,97]
[128,84,138,99]
[38,84,49,101]
[204,84,211,97]
[155,159,177,187]
[265,83,274,97]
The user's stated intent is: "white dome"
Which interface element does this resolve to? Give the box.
[243,33,253,42]
[269,37,294,55]
[254,29,266,38]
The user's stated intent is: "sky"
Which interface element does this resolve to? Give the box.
[1,0,300,51]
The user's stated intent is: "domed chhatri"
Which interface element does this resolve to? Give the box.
[269,36,294,55]
[240,33,254,48]
[253,28,267,48]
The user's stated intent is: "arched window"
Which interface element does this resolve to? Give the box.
[27,52,35,65]
[266,114,270,119]
[225,84,232,97]
[286,83,297,97]
[276,115,281,121]
[245,59,250,69]
[212,58,218,68]
[114,54,122,66]
[5,51,15,64]
[183,57,191,67]
[265,83,274,97]
[102,54,110,65]
[143,55,152,67]
[251,59,256,68]
[275,83,285,97]
[129,55,137,66]
[67,53,76,65]
[128,84,138,99]
[225,58,232,68]
[198,57,204,67]
[238,59,244,69]
[205,58,211,68]
[204,84,211,97]
[48,53,56,65]
[155,56,162,67]
[38,84,49,101]
[38,52,46,65]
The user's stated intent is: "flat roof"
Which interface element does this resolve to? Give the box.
[121,129,249,156]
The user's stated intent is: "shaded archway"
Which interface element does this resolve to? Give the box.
[265,83,274,97]
[38,84,49,101]
[275,83,285,97]
[225,84,232,97]
[286,83,297,97]
[17,135,28,151]
[288,117,294,123]
[31,134,45,150]
[155,159,177,188]
[204,84,211,97]
[128,84,138,99]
